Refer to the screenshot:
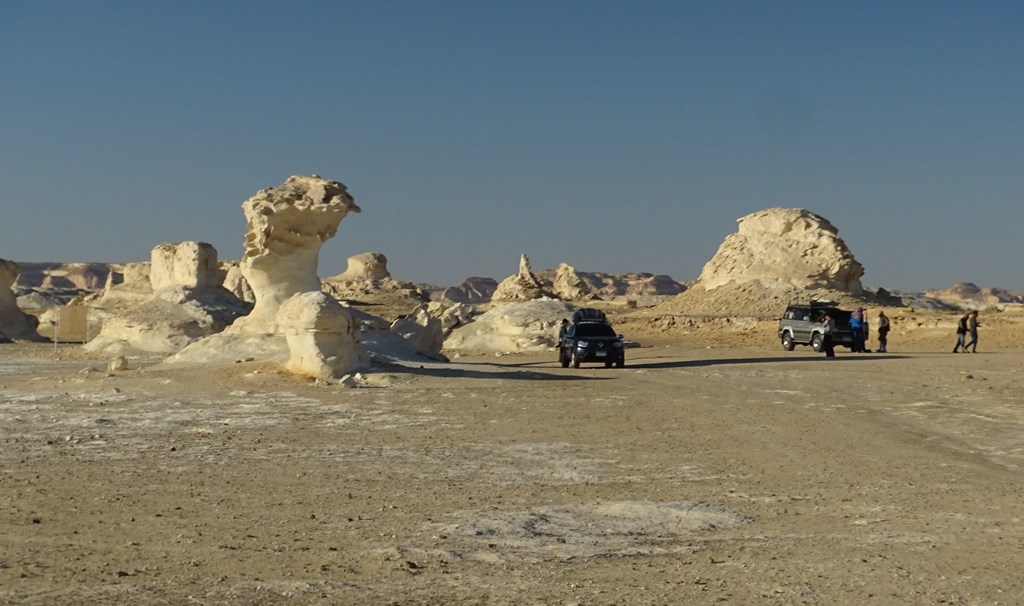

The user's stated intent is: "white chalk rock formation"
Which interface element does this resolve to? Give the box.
[321,252,430,310]
[150,242,221,290]
[221,262,254,303]
[697,208,864,295]
[390,305,445,358]
[331,252,391,282]
[427,301,473,334]
[551,263,595,300]
[444,300,574,354]
[492,254,554,302]
[1,259,38,339]
[277,291,366,379]
[84,243,249,355]
[231,175,361,334]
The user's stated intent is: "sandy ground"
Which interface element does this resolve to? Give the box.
[3,329,1024,605]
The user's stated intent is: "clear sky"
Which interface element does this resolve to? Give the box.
[2,1,1022,291]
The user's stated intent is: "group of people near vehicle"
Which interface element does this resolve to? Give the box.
[822,307,982,357]
[820,307,890,358]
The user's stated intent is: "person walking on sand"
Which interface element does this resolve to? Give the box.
[821,312,836,358]
[953,313,969,353]
[964,310,981,353]
[877,311,890,353]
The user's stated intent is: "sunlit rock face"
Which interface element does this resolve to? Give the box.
[329,252,392,283]
[83,242,250,355]
[696,208,864,295]
[150,241,221,290]
[550,262,595,301]
[390,305,445,359]
[231,175,361,334]
[443,299,574,354]
[1,259,38,339]
[491,254,554,302]
[277,291,366,380]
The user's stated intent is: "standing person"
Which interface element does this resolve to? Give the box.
[557,318,569,344]
[861,308,871,352]
[953,313,969,352]
[849,308,864,353]
[877,311,890,353]
[964,310,981,353]
[821,312,836,358]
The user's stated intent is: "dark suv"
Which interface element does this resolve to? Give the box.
[559,310,625,368]
[778,301,854,352]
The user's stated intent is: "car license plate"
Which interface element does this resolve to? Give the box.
[595,351,607,357]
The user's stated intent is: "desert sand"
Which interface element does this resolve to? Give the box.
[3,311,1024,605]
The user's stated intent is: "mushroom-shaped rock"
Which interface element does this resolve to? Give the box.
[232,175,361,334]
[697,208,864,294]
[329,252,392,283]
[277,291,366,379]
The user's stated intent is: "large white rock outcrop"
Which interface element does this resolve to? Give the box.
[550,263,594,300]
[491,255,554,302]
[444,300,574,354]
[697,208,864,295]
[83,242,250,354]
[150,242,221,290]
[231,175,361,334]
[1,259,38,340]
[390,306,445,358]
[277,291,366,379]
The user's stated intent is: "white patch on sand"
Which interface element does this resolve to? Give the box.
[430,500,748,561]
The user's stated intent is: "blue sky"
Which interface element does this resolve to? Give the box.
[2,1,1022,290]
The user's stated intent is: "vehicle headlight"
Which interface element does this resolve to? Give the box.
[576,340,589,347]
[613,341,623,348]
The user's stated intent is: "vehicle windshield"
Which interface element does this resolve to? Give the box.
[575,323,617,338]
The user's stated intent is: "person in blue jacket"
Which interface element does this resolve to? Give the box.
[849,308,865,352]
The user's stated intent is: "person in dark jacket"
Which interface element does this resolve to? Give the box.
[821,312,836,358]
[953,313,969,353]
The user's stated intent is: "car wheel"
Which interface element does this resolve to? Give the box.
[560,350,569,368]
[571,352,581,368]
[811,333,824,352]
[616,358,625,368]
[781,333,795,351]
